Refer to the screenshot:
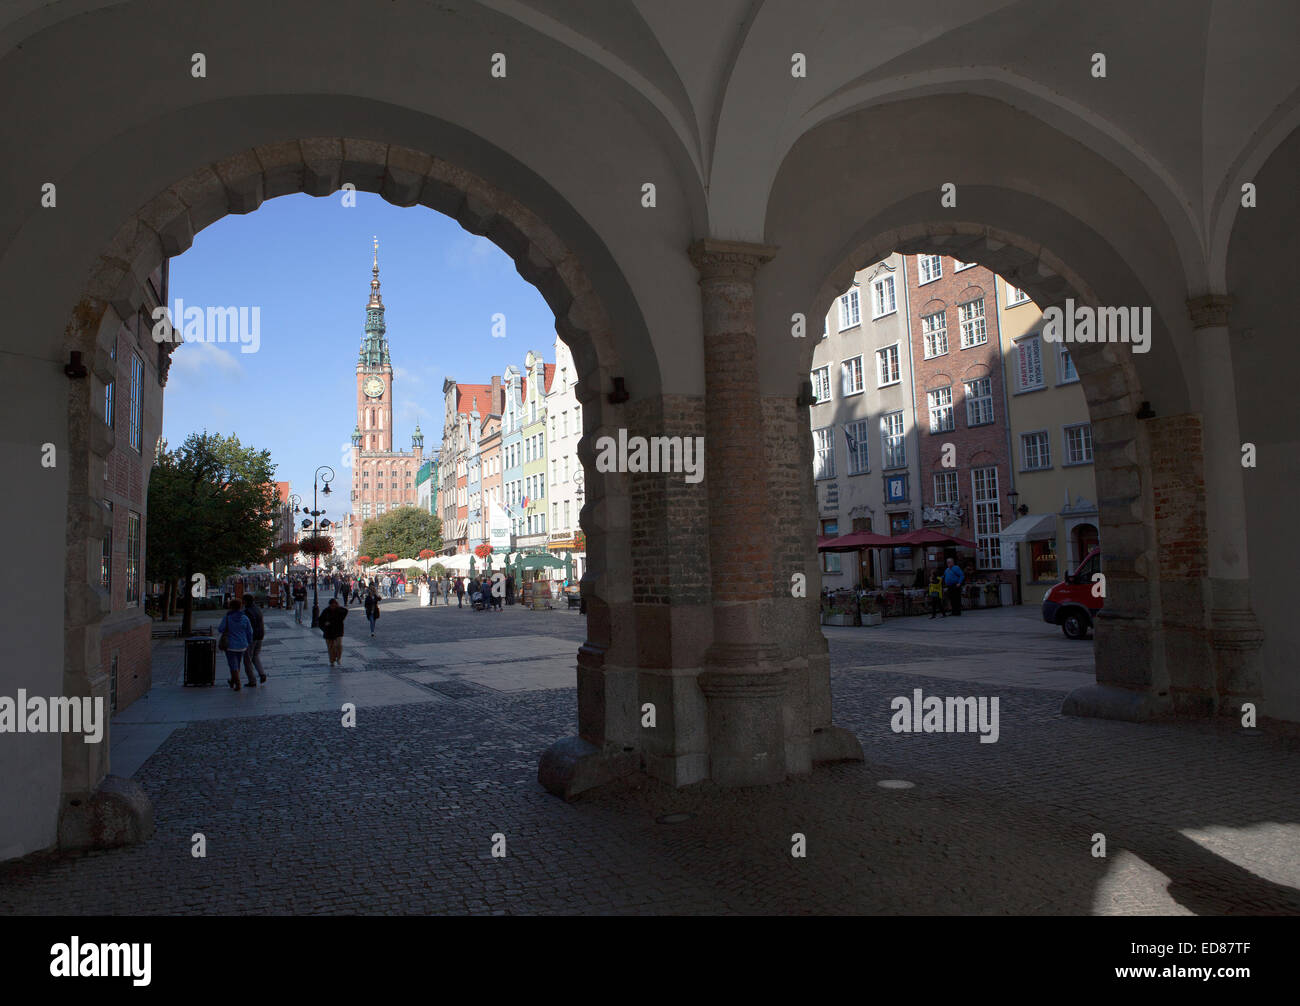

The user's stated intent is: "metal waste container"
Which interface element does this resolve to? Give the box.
[184,636,216,687]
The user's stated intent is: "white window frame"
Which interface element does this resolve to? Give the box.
[964,377,994,426]
[921,311,948,359]
[1015,334,1045,392]
[838,289,861,330]
[927,386,954,434]
[918,254,943,285]
[1021,430,1052,471]
[972,466,1002,570]
[1058,345,1079,384]
[1005,283,1030,306]
[933,471,958,506]
[1063,423,1094,465]
[813,427,836,480]
[872,276,897,318]
[876,344,900,387]
[958,298,987,349]
[845,420,870,475]
[811,365,832,404]
[881,411,906,470]
[840,355,865,397]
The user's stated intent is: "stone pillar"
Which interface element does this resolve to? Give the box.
[1187,295,1264,714]
[688,239,788,786]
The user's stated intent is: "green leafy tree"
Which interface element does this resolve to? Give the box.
[359,505,443,561]
[146,431,279,635]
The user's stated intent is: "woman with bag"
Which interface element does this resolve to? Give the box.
[216,599,254,690]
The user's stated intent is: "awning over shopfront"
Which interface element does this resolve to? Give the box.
[818,531,897,551]
[999,513,1057,544]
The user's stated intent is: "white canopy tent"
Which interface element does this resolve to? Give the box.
[438,553,476,572]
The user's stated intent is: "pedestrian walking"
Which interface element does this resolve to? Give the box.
[943,557,965,617]
[292,579,307,624]
[241,594,269,684]
[365,590,381,637]
[217,599,254,690]
[927,571,946,619]
[454,576,465,608]
[318,597,348,666]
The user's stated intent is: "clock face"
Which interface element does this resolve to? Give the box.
[363,376,384,398]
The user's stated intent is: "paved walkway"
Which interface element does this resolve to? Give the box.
[1,601,1296,915]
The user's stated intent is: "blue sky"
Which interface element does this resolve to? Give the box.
[164,192,555,515]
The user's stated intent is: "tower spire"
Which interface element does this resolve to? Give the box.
[359,236,389,367]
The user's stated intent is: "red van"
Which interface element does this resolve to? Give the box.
[1041,547,1102,639]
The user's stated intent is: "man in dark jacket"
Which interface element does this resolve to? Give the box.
[454,576,465,608]
[318,598,348,667]
[241,595,268,685]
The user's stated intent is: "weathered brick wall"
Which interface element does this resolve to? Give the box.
[100,619,151,713]
[1148,414,1208,583]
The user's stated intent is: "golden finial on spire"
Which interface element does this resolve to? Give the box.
[372,235,379,274]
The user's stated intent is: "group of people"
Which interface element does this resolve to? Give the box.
[926,557,967,618]
[215,594,268,690]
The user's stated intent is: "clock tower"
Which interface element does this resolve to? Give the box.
[356,236,393,452]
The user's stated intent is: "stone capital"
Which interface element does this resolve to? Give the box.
[688,239,779,284]
[1187,294,1232,329]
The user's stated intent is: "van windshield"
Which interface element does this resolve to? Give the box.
[1078,552,1100,581]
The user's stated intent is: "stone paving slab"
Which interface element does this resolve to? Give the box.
[4,602,1295,915]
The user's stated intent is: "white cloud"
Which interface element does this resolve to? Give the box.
[170,340,244,379]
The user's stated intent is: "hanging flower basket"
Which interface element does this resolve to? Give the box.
[298,535,334,556]
[381,553,399,565]
[474,542,493,560]
[418,549,436,561]
[358,556,373,566]
[573,529,586,552]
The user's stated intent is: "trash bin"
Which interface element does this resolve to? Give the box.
[184,636,216,687]
[999,582,1014,607]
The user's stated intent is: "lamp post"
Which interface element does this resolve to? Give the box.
[297,466,334,627]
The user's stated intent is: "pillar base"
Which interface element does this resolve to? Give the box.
[537,737,639,801]
[811,724,864,764]
[57,775,153,853]
[1061,683,1173,722]
[699,670,789,786]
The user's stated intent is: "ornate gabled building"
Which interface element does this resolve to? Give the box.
[343,239,423,555]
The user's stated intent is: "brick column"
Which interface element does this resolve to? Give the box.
[1188,295,1264,713]
[688,239,788,785]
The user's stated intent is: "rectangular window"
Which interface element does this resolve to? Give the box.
[128,353,144,452]
[1005,283,1030,305]
[844,420,870,475]
[972,467,1002,570]
[1021,431,1051,470]
[918,254,942,284]
[101,501,113,590]
[813,427,835,480]
[126,511,141,604]
[958,299,987,348]
[105,341,116,428]
[933,471,958,506]
[1031,539,1058,582]
[881,411,906,469]
[838,289,861,329]
[964,377,994,426]
[927,386,954,433]
[873,276,897,317]
[1015,335,1045,391]
[1059,346,1078,383]
[820,520,840,574]
[811,365,832,404]
[840,356,864,396]
[1064,423,1094,465]
[922,311,948,358]
[564,500,570,527]
[876,344,900,386]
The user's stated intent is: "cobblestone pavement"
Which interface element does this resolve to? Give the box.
[1,601,1296,915]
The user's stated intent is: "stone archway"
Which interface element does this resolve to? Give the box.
[798,219,1231,724]
[57,137,646,847]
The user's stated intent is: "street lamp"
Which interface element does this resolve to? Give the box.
[298,465,334,627]
[1006,487,1024,607]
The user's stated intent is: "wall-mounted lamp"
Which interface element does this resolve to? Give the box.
[64,351,88,379]
[608,376,629,404]
[796,380,815,408]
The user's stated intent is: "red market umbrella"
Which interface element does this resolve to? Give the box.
[895,528,977,549]
[818,531,897,551]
